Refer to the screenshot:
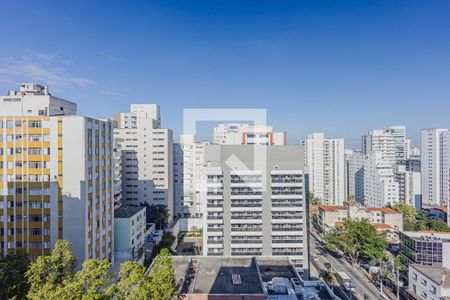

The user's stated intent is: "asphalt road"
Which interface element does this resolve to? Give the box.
[309,228,388,300]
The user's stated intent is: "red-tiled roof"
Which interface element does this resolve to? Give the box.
[318,205,346,212]
[367,207,401,214]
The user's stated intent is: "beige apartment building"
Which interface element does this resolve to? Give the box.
[0,84,114,265]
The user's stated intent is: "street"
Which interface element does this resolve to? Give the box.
[309,228,388,300]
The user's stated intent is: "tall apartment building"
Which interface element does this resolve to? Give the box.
[213,124,286,145]
[174,134,209,218]
[114,105,174,220]
[202,145,308,275]
[421,128,450,207]
[113,139,123,209]
[386,125,408,160]
[362,129,396,165]
[0,85,114,264]
[395,164,422,209]
[302,133,345,205]
[363,153,399,207]
[0,83,77,117]
[347,151,366,203]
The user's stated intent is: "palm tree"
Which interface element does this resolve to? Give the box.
[319,269,336,291]
[393,256,404,300]
[150,204,170,229]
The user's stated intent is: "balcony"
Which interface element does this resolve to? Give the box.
[207,239,223,244]
[231,227,262,232]
[272,239,303,244]
[231,239,262,244]
[207,227,223,232]
[272,227,302,231]
[231,252,262,256]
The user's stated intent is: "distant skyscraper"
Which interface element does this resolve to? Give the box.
[386,125,408,160]
[420,128,450,207]
[362,129,396,165]
[363,153,399,207]
[114,104,174,220]
[302,133,345,205]
[213,123,286,145]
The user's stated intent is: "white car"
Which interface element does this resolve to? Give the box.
[312,255,318,261]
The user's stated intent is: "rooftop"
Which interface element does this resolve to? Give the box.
[402,231,450,241]
[411,264,450,288]
[318,205,345,212]
[367,207,401,214]
[171,256,334,299]
[114,205,145,218]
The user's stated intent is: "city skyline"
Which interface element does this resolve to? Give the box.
[1,1,450,148]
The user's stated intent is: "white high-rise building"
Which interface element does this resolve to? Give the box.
[386,125,408,160]
[362,129,396,165]
[114,104,174,221]
[175,134,209,218]
[395,164,421,209]
[302,133,345,205]
[0,83,77,117]
[202,145,308,275]
[420,128,450,207]
[347,151,366,203]
[363,153,399,207]
[213,123,286,145]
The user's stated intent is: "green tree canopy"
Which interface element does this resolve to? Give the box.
[324,219,388,264]
[108,261,151,300]
[392,203,416,231]
[0,250,30,299]
[26,240,77,300]
[149,248,177,299]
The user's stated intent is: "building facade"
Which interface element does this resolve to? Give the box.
[114,104,174,220]
[408,264,450,300]
[420,128,450,207]
[213,124,286,145]
[114,205,146,260]
[0,83,76,117]
[302,133,345,205]
[202,145,308,273]
[0,115,114,265]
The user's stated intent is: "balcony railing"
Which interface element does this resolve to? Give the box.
[231,240,262,244]
[272,240,303,244]
[231,227,262,232]
[207,240,223,244]
[231,252,262,256]
[272,227,302,231]
[207,227,223,232]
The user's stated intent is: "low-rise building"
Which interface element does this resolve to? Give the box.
[169,256,335,300]
[408,264,450,300]
[400,231,450,270]
[426,207,448,224]
[114,205,146,261]
[317,201,403,234]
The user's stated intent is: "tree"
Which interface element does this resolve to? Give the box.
[392,203,416,231]
[319,269,336,289]
[149,248,177,299]
[393,255,404,300]
[149,204,170,229]
[26,240,77,300]
[0,251,30,299]
[108,261,151,300]
[324,219,388,265]
[61,259,112,299]
[429,219,450,232]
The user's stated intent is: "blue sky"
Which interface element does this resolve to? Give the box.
[1,0,449,148]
